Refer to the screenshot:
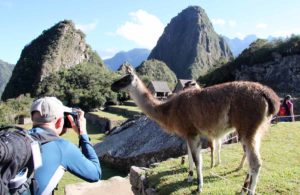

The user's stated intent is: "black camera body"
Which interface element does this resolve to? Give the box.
[63,111,79,128]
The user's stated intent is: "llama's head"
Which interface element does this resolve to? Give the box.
[111,65,139,92]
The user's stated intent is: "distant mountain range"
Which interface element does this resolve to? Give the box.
[104,48,150,71]
[223,35,257,57]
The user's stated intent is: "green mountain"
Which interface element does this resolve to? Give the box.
[2,20,105,100]
[0,59,14,97]
[136,59,177,90]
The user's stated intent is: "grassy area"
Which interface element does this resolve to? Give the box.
[90,110,128,121]
[109,104,142,113]
[18,118,300,194]
[146,122,300,195]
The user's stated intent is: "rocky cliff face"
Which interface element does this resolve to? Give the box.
[2,20,104,100]
[148,6,233,79]
[0,59,14,97]
[199,37,300,95]
[235,54,300,94]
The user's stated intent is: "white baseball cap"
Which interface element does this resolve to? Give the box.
[31,97,72,123]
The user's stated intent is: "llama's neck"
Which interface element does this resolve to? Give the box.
[128,79,163,121]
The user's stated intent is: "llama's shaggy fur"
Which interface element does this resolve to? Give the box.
[183,80,247,169]
[111,66,280,194]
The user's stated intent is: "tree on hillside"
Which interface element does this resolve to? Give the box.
[36,63,119,111]
[136,59,177,90]
[0,94,33,126]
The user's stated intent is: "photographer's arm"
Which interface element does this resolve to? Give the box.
[64,110,101,181]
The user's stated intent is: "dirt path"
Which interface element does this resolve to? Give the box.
[65,176,133,195]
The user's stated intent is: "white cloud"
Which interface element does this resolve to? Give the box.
[75,20,98,33]
[116,9,165,49]
[256,23,267,29]
[211,18,226,26]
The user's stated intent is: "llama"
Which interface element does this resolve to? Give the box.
[184,79,248,169]
[111,66,280,194]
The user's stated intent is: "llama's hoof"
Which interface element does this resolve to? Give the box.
[240,186,253,195]
[196,187,203,193]
[237,165,243,170]
[192,188,202,194]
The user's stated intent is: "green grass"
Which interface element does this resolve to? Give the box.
[18,119,300,194]
[146,122,300,195]
[110,105,142,113]
[89,111,128,121]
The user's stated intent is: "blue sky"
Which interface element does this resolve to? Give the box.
[1,0,300,64]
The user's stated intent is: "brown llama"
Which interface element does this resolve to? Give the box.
[183,81,248,170]
[183,79,248,170]
[111,66,280,194]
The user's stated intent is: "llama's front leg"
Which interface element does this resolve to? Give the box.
[238,153,246,170]
[216,139,222,166]
[209,140,214,168]
[238,144,247,170]
[188,136,203,193]
[187,144,194,182]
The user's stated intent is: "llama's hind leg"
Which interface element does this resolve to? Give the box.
[188,135,203,192]
[241,140,262,195]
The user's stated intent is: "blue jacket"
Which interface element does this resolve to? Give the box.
[29,127,101,195]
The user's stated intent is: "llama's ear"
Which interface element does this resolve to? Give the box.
[125,65,134,75]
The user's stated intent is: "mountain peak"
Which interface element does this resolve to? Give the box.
[148,6,233,79]
[1,20,103,100]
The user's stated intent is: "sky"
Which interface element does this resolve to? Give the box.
[1,0,300,64]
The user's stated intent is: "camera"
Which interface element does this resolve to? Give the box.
[63,110,79,128]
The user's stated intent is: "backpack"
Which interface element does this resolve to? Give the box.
[0,126,58,195]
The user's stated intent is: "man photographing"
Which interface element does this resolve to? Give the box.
[29,97,101,195]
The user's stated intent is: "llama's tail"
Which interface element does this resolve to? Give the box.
[261,87,280,116]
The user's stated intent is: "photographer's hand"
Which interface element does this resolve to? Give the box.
[67,109,87,135]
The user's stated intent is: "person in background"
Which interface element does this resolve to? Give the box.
[29,97,101,195]
[279,95,295,122]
